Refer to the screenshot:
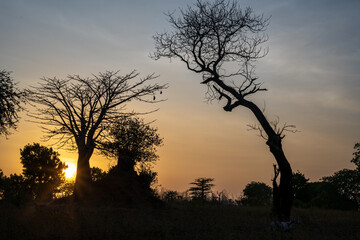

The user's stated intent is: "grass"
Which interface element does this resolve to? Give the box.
[0,202,359,240]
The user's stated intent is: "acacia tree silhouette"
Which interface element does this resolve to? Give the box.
[152,0,294,221]
[189,177,215,201]
[28,70,165,199]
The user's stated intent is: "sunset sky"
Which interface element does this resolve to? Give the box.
[0,0,359,196]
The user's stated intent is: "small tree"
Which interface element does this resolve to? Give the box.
[291,170,310,207]
[0,70,23,136]
[292,171,309,198]
[27,70,166,198]
[241,181,272,206]
[0,173,32,205]
[100,115,163,174]
[305,182,357,210]
[162,190,181,202]
[189,177,215,201]
[323,169,360,205]
[320,143,360,208]
[20,143,67,200]
[153,0,295,221]
[101,116,162,191]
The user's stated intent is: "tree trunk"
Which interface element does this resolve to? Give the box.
[74,147,93,200]
[267,135,293,221]
[243,99,293,221]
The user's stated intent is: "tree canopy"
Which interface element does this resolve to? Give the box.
[20,143,67,200]
[240,181,272,206]
[322,143,360,206]
[323,169,360,205]
[188,177,215,201]
[100,115,163,172]
[0,70,23,136]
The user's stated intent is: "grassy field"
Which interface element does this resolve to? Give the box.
[0,203,359,240]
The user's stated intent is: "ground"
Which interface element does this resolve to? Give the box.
[0,202,359,240]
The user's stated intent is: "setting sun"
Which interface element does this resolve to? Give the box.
[64,162,77,179]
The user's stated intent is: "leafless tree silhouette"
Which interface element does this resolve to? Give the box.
[152,0,294,221]
[27,70,166,199]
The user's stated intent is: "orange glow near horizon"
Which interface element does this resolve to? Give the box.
[64,162,77,179]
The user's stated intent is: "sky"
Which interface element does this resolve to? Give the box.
[0,0,359,197]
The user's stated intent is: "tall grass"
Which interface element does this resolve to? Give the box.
[0,202,359,239]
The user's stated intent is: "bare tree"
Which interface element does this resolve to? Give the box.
[27,70,166,199]
[152,0,293,221]
[0,70,23,136]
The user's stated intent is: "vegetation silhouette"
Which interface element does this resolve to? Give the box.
[188,177,215,202]
[351,143,360,170]
[0,143,359,239]
[0,143,67,204]
[152,0,295,221]
[99,115,162,183]
[20,143,67,201]
[0,0,358,236]
[90,166,107,182]
[27,70,166,199]
[289,171,358,210]
[321,143,360,209]
[0,172,32,205]
[63,116,164,207]
[240,181,272,207]
[0,70,24,136]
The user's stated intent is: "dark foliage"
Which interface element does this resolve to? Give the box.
[292,171,310,200]
[161,190,181,202]
[0,172,32,205]
[323,169,360,205]
[188,177,215,201]
[90,167,106,182]
[305,182,357,210]
[100,116,162,194]
[100,115,162,173]
[240,181,272,206]
[320,144,360,207]
[138,167,158,190]
[351,142,360,170]
[20,143,67,200]
[0,70,23,136]
[291,168,358,210]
